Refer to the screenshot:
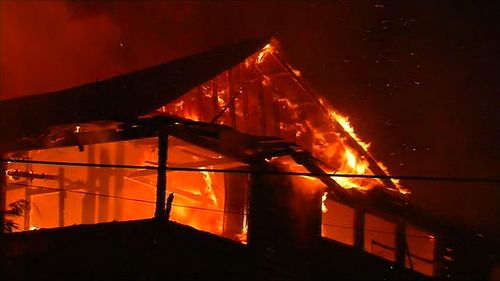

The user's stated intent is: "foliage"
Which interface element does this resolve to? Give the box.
[1,199,30,233]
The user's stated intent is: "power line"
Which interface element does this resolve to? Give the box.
[8,181,433,240]
[9,181,155,205]
[8,181,246,216]
[2,158,499,184]
[322,223,434,240]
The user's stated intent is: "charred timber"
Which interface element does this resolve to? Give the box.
[0,157,6,232]
[272,53,400,193]
[154,128,168,219]
[288,150,353,205]
[6,170,58,181]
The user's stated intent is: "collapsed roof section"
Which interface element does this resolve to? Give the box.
[151,39,408,196]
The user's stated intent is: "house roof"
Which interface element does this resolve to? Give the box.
[0,37,269,149]
[1,38,498,251]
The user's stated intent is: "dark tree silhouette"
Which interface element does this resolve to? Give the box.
[1,199,30,233]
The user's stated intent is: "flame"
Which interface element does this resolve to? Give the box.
[256,43,275,64]
[332,147,373,191]
[322,192,328,213]
[174,100,184,111]
[269,93,384,192]
[160,41,408,197]
[319,99,371,151]
[217,94,226,108]
[261,74,271,86]
[201,167,218,207]
[315,97,407,193]
[236,214,248,245]
[288,63,302,77]
[183,110,200,121]
[277,97,299,111]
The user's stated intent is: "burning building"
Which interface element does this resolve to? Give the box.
[0,38,498,280]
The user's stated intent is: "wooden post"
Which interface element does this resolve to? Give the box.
[433,235,445,279]
[23,188,31,231]
[211,79,219,121]
[228,69,237,128]
[0,156,6,233]
[0,156,6,276]
[354,206,365,250]
[248,160,322,251]
[114,142,125,221]
[240,64,249,133]
[258,79,267,135]
[154,129,168,219]
[82,145,96,224]
[98,147,110,223]
[396,221,407,268]
[58,167,66,227]
[24,154,32,230]
[196,86,205,122]
[223,167,249,239]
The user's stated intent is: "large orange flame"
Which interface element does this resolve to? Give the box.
[162,41,408,195]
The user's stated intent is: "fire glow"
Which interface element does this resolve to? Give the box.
[164,41,407,195]
[4,40,409,245]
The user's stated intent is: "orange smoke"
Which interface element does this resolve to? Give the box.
[0,1,123,100]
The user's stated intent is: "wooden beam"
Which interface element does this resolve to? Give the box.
[82,146,96,224]
[0,156,6,233]
[228,69,237,128]
[396,221,407,268]
[97,148,110,223]
[58,167,66,227]
[288,150,353,205]
[154,129,169,219]
[114,142,125,221]
[354,206,365,251]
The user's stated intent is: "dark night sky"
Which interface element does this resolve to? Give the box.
[1,1,499,235]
